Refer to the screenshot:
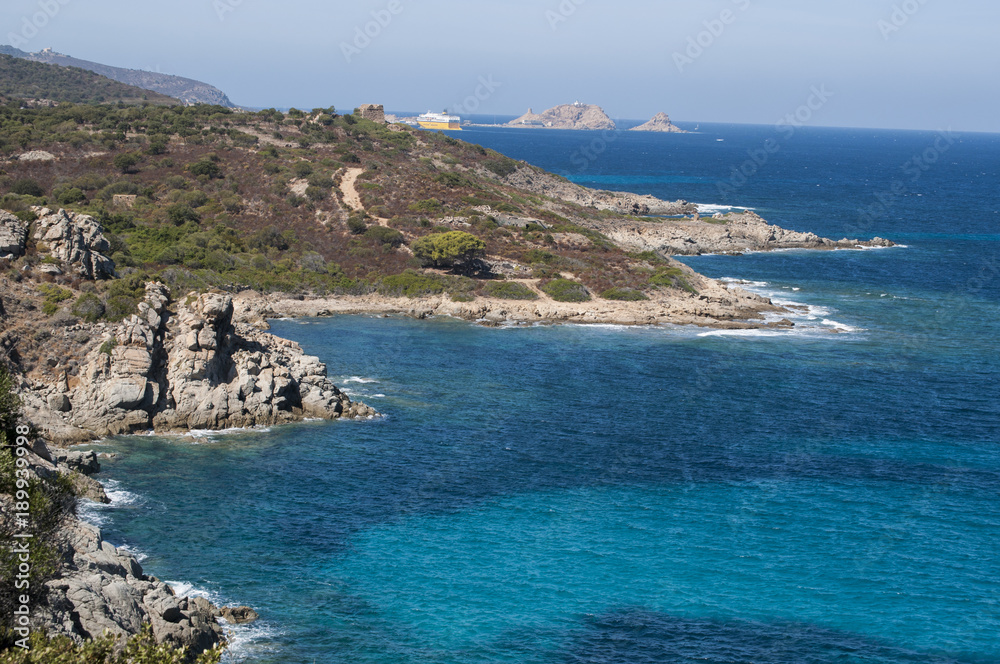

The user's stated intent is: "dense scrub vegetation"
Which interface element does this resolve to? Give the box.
[0,55,177,106]
[0,97,696,317]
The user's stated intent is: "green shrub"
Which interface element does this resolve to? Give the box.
[71,293,106,322]
[364,225,405,247]
[166,203,200,226]
[379,270,447,298]
[541,278,591,302]
[0,625,224,663]
[483,158,519,178]
[112,152,140,173]
[411,231,485,269]
[451,292,475,302]
[347,217,368,235]
[482,281,538,300]
[408,199,442,214]
[601,287,649,301]
[649,266,697,294]
[98,338,118,355]
[434,172,470,188]
[188,159,222,179]
[292,161,314,178]
[10,179,43,197]
[37,284,73,316]
[103,275,146,321]
[53,186,85,205]
[305,185,327,201]
[522,249,558,265]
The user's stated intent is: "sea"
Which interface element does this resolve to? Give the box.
[82,122,1000,664]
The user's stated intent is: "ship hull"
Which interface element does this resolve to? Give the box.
[417,120,461,130]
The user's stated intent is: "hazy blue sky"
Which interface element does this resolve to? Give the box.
[3,0,999,132]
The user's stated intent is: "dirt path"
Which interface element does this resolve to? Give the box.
[340,167,389,227]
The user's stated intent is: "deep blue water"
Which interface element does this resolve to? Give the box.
[87,124,999,664]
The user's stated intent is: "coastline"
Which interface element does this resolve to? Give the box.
[235,276,788,331]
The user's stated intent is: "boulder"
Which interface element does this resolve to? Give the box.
[220,606,259,624]
[0,211,28,258]
[32,208,116,280]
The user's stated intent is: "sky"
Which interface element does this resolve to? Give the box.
[3,0,999,133]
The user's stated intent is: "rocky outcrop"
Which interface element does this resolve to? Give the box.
[7,440,224,655]
[585,210,896,255]
[32,208,116,279]
[26,283,375,443]
[220,606,259,624]
[492,165,695,216]
[0,210,28,258]
[508,104,616,131]
[17,150,56,161]
[630,112,687,133]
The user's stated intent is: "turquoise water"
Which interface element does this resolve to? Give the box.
[87,125,999,663]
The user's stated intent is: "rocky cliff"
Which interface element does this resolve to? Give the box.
[630,112,687,133]
[508,104,616,131]
[24,283,375,444]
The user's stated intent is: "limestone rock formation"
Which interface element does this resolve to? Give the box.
[32,208,116,279]
[0,211,28,258]
[508,104,616,131]
[27,283,375,442]
[630,112,687,133]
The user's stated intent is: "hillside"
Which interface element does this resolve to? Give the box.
[1,46,234,107]
[0,54,178,105]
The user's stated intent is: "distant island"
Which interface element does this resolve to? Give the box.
[508,103,616,130]
[492,104,687,134]
[630,112,688,133]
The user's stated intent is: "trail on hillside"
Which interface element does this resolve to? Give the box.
[340,167,389,227]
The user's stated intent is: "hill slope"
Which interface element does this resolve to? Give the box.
[1,46,234,107]
[0,54,178,105]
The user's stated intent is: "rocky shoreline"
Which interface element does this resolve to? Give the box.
[3,440,233,656]
[583,210,895,255]
[234,271,786,330]
[21,283,376,446]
